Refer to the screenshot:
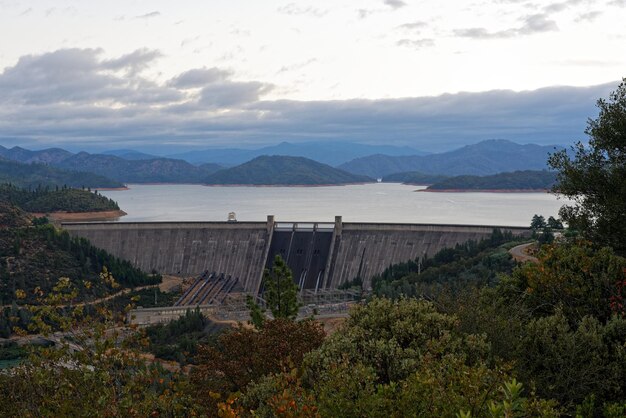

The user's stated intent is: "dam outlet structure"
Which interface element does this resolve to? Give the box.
[63,216,530,296]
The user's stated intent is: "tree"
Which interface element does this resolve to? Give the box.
[549,78,626,254]
[263,255,300,320]
[530,214,546,230]
[547,216,563,230]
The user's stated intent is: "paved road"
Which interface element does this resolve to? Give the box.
[509,243,538,263]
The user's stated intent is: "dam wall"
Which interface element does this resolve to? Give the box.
[63,217,530,294]
[325,222,527,289]
[63,221,271,293]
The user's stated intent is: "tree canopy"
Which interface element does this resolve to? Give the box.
[549,78,626,254]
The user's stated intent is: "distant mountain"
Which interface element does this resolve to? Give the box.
[339,140,562,178]
[0,146,223,187]
[0,158,123,189]
[205,155,373,185]
[101,149,158,160]
[427,170,558,191]
[382,171,449,185]
[55,152,222,184]
[0,145,72,165]
[169,141,427,166]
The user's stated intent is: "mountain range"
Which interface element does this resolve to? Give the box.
[339,140,563,178]
[0,139,564,187]
[166,141,427,167]
[0,146,222,184]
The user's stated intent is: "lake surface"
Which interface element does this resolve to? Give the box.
[100,183,570,227]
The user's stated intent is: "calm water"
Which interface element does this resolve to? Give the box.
[100,183,570,227]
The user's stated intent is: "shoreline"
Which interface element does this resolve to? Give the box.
[29,209,127,222]
[94,186,129,191]
[117,182,376,188]
[417,188,549,193]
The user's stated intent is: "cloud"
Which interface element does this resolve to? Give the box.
[397,21,428,31]
[0,48,617,153]
[135,11,160,19]
[168,68,232,88]
[103,49,162,75]
[384,0,407,9]
[575,11,602,22]
[454,13,558,39]
[277,3,328,17]
[396,38,435,49]
[543,0,584,13]
[610,0,626,6]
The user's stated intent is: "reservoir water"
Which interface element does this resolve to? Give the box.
[100,183,570,227]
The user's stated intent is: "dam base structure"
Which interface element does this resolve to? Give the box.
[63,216,530,296]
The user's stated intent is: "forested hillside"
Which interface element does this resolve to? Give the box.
[0,158,123,189]
[427,170,557,191]
[205,155,372,185]
[339,139,561,178]
[0,184,119,213]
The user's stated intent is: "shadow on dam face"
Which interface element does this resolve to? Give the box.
[62,216,531,295]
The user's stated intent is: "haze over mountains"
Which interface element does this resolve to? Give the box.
[0,139,561,187]
[167,141,427,167]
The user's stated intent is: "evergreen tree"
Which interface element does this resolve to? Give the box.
[549,78,626,254]
[263,255,300,320]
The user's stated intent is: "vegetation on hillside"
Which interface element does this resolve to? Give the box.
[0,158,123,189]
[0,208,159,307]
[205,155,372,185]
[339,139,558,178]
[426,170,557,191]
[55,152,221,184]
[0,184,119,213]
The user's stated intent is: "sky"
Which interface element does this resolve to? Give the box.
[0,0,624,153]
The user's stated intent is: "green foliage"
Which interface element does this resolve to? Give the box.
[144,308,213,364]
[428,170,557,191]
[263,255,301,320]
[499,241,626,322]
[0,276,206,417]
[191,318,325,412]
[0,183,119,213]
[549,78,626,254]
[531,214,547,230]
[372,229,517,299]
[205,155,372,185]
[0,224,159,307]
[337,275,362,290]
[0,158,122,189]
[517,311,626,411]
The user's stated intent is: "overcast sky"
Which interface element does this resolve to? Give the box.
[0,0,624,153]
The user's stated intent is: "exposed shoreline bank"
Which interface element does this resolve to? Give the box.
[29,209,127,222]
[417,188,549,193]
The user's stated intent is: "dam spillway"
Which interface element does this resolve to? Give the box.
[62,216,530,294]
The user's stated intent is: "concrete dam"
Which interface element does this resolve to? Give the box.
[63,216,530,294]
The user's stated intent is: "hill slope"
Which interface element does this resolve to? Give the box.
[0,146,223,184]
[54,152,222,184]
[0,158,123,189]
[426,170,557,191]
[0,184,120,213]
[339,140,562,178]
[205,155,373,185]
